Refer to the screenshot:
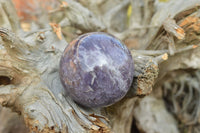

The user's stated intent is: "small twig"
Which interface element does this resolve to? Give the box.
[23,28,52,37]
[167,34,176,55]
[48,8,63,14]
[131,43,200,56]
[175,44,199,53]
[114,25,159,40]
[131,49,168,55]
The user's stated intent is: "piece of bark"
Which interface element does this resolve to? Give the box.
[0,27,159,132]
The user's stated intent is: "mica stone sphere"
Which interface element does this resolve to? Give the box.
[59,32,134,108]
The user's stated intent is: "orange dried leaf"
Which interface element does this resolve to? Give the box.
[49,23,62,40]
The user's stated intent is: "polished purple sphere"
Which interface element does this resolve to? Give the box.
[59,32,134,108]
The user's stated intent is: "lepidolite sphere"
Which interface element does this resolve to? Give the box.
[59,32,134,108]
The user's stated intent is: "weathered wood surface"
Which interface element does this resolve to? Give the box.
[0,0,200,133]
